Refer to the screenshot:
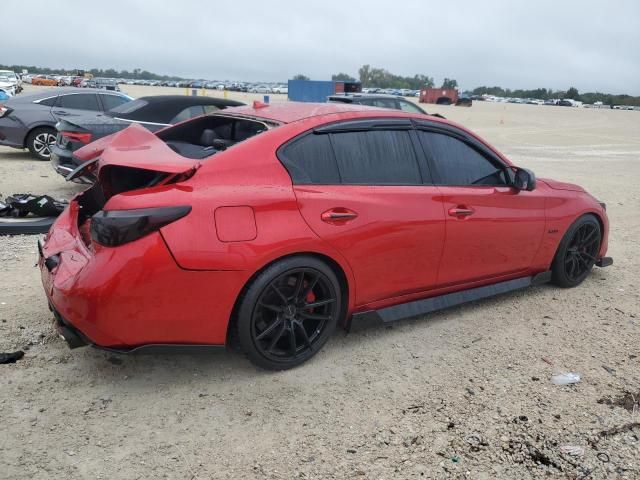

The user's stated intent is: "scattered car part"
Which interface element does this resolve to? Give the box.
[0,351,25,364]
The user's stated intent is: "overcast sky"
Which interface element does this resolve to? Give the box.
[4,0,640,94]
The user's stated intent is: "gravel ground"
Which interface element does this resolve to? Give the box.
[1,87,639,479]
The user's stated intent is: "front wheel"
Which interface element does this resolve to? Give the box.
[26,127,56,161]
[551,214,601,288]
[237,257,342,370]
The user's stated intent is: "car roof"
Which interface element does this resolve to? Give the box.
[109,95,245,123]
[329,93,404,101]
[136,95,244,107]
[6,88,128,103]
[223,101,386,124]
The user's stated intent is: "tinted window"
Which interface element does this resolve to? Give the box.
[371,98,398,109]
[279,134,340,184]
[107,98,148,115]
[101,94,130,111]
[37,96,57,107]
[331,130,421,184]
[56,94,100,111]
[203,105,220,114]
[418,131,507,185]
[399,100,425,114]
[171,105,205,124]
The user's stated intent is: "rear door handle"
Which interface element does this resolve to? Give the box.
[53,110,69,116]
[321,208,358,223]
[448,206,475,217]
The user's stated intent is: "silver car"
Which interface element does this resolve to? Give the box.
[0,88,132,160]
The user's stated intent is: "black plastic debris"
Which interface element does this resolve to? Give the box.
[0,351,25,364]
[0,194,68,235]
[0,194,67,218]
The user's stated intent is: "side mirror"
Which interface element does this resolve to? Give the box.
[513,167,536,191]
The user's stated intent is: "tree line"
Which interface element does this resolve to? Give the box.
[471,86,640,107]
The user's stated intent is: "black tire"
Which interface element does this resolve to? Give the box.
[551,214,601,288]
[26,127,56,161]
[237,256,342,370]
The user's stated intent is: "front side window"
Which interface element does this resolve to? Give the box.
[399,100,425,114]
[56,94,100,111]
[331,130,422,184]
[371,98,398,109]
[418,131,507,186]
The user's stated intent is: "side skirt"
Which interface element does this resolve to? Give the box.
[351,271,552,325]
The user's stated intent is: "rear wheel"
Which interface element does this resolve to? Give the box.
[551,214,601,288]
[237,257,342,370]
[26,127,56,161]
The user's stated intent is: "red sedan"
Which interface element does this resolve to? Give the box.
[39,102,612,369]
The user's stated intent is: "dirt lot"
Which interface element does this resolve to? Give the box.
[1,86,639,479]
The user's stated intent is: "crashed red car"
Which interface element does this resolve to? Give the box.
[39,102,612,369]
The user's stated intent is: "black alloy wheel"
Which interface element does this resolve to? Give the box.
[237,257,341,370]
[552,215,601,288]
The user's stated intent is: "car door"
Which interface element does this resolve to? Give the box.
[279,119,446,307]
[416,125,546,286]
[52,93,102,120]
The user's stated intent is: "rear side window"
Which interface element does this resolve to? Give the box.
[56,94,101,111]
[36,96,57,107]
[100,94,130,111]
[399,100,425,114]
[203,105,221,114]
[331,130,421,184]
[418,131,507,185]
[279,134,340,184]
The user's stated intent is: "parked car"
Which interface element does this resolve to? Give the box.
[0,88,133,160]
[0,74,17,96]
[92,78,120,91]
[51,95,245,179]
[38,101,611,370]
[32,76,58,86]
[249,85,271,93]
[271,85,288,94]
[0,70,22,93]
[328,93,428,114]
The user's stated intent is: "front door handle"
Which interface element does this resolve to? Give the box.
[53,110,69,116]
[448,206,475,217]
[321,208,358,223]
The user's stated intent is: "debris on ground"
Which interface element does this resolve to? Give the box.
[550,372,581,385]
[0,350,25,364]
[597,391,640,413]
[559,445,585,457]
[0,194,67,218]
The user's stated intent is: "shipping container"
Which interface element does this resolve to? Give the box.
[288,80,361,102]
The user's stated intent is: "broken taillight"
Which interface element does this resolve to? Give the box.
[90,206,191,247]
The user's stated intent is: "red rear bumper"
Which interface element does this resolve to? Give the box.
[39,200,249,349]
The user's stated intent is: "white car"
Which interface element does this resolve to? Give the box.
[271,85,288,94]
[0,75,16,96]
[0,70,22,93]
[250,85,271,94]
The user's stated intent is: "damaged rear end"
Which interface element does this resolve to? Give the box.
[40,115,272,350]
[40,124,203,349]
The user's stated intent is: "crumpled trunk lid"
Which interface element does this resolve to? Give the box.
[70,123,201,183]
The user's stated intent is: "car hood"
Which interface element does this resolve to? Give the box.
[539,178,586,193]
[72,123,201,179]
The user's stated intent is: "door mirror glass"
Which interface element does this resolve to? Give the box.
[513,167,536,191]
